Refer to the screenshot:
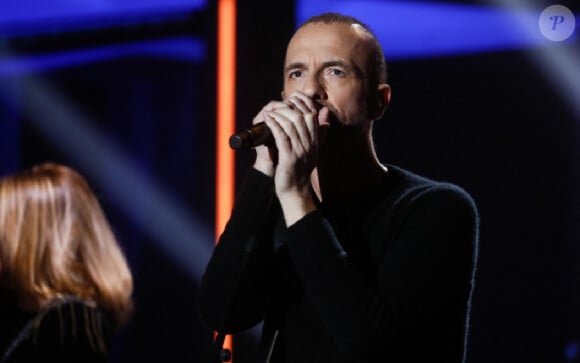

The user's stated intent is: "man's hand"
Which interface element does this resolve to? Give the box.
[252,91,325,226]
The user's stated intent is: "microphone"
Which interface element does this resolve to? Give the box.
[229,122,273,150]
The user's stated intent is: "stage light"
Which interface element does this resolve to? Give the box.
[0,0,206,37]
[0,37,213,281]
[296,0,576,60]
[0,37,205,78]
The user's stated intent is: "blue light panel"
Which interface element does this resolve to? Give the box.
[296,0,577,60]
[0,0,206,37]
[0,36,206,78]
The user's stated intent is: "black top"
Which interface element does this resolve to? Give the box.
[0,296,113,363]
[199,164,479,363]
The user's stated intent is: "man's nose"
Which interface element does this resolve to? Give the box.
[301,74,326,100]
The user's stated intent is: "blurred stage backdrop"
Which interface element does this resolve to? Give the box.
[0,0,578,362]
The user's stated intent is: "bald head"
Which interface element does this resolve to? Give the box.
[296,12,387,84]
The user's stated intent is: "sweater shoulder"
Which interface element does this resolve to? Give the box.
[385,164,477,214]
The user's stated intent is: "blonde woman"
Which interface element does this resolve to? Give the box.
[0,163,133,363]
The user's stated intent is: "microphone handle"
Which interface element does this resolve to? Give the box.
[229,122,273,150]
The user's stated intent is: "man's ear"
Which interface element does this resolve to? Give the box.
[369,83,391,120]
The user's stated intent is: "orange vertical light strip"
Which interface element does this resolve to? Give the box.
[216,0,236,237]
[216,0,236,360]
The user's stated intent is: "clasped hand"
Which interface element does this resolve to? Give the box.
[252,91,329,225]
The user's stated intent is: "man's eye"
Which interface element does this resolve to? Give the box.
[289,71,303,79]
[329,68,346,77]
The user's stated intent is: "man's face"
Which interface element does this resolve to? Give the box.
[283,22,375,128]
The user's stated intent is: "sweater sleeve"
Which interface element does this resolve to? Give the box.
[284,183,479,359]
[198,168,279,333]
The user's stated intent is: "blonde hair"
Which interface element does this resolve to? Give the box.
[0,163,133,326]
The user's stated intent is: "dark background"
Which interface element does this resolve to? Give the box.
[1,0,579,362]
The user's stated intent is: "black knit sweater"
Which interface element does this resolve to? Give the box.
[199,164,479,363]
